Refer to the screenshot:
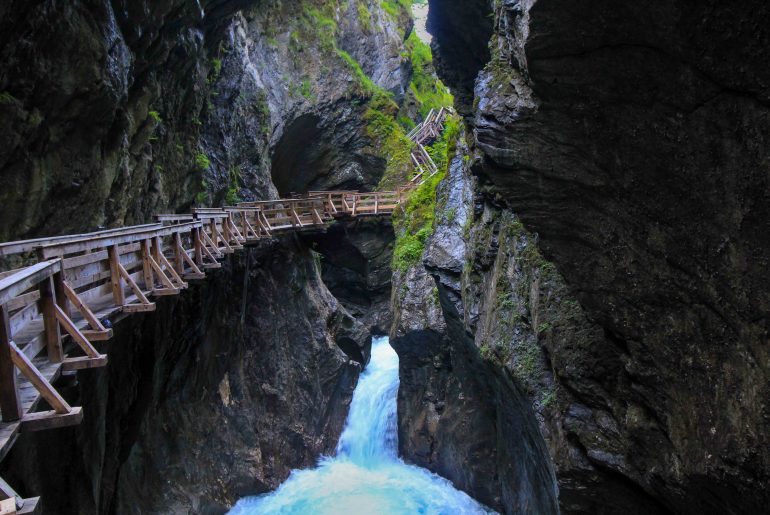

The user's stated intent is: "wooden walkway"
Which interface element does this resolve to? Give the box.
[0,108,449,513]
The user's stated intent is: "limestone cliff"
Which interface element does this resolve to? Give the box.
[404,0,770,513]
[0,0,411,240]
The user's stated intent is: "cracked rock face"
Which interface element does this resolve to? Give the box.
[427,0,770,513]
[390,153,560,514]
[0,242,369,514]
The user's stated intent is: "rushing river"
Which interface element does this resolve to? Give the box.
[229,336,493,514]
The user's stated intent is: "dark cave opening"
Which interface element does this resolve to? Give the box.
[270,113,329,195]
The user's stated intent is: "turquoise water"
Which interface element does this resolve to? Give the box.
[228,336,493,515]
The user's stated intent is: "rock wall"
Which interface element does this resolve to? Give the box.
[0,240,369,514]
[301,218,395,335]
[0,0,411,512]
[390,150,560,514]
[0,0,411,241]
[420,0,770,513]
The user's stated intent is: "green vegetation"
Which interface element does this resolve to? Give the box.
[148,110,162,123]
[0,91,17,105]
[357,0,372,32]
[226,166,242,205]
[208,58,222,85]
[336,49,378,94]
[195,152,211,170]
[405,30,454,117]
[391,114,460,271]
[380,0,411,19]
[541,389,556,408]
[195,180,209,205]
[391,171,443,271]
[290,78,314,99]
[303,4,339,52]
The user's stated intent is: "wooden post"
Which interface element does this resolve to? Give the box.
[141,239,154,291]
[193,228,203,266]
[223,217,232,246]
[108,245,125,307]
[209,220,218,250]
[40,275,63,363]
[173,233,185,275]
[53,270,70,320]
[0,306,21,422]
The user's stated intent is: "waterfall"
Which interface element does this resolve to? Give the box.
[229,336,494,514]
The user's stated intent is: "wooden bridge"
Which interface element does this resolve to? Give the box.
[0,108,449,513]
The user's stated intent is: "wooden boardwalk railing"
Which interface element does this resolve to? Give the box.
[0,108,451,513]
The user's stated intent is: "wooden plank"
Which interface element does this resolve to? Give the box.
[5,292,40,314]
[38,222,201,259]
[17,498,39,515]
[20,407,82,432]
[0,307,21,422]
[8,302,39,338]
[61,355,107,371]
[155,214,194,223]
[62,250,108,270]
[122,303,155,313]
[0,261,61,307]
[0,224,161,257]
[9,342,70,414]
[0,497,14,515]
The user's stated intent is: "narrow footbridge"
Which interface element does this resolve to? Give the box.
[0,108,449,512]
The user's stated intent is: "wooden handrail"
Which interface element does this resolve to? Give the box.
[0,260,62,306]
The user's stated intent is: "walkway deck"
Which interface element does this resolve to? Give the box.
[0,108,450,513]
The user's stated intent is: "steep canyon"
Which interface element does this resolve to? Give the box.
[386,0,770,514]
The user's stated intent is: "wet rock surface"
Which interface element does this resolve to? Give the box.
[0,0,410,240]
[0,240,369,514]
[301,218,395,335]
[425,0,770,513]
[391,154,560,514]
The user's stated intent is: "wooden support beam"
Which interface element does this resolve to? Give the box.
[9,341,70,414]
[147,255,177,293]
[157,252,187,289]
[141,240,155,291]
[20,407,83,432]
[193,228,204,266]
[62,355,108,371]
[209,220,218,250]
[290,209,304,228]
[173,233,185,276]
[176,237,204,279]
[61,281,110,339]
[17,498,38,515]
[201,230,223,258]
[117,261,156,305]
[107,245,125,307]
[54,305,99,358]
[39,275,63,363]
[0,306,21,422]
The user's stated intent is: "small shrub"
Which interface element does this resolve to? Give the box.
[148,110,162,123]
[195,152,211,170]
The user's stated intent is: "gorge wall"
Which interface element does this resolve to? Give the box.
[388,0,770,513]
[0,0,410,512]
[1,241,370,514]
[0,0,411,240]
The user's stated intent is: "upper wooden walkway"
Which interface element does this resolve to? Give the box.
[0,108,450,513]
